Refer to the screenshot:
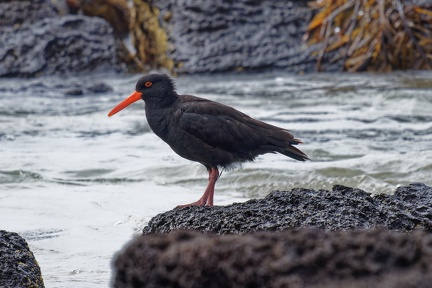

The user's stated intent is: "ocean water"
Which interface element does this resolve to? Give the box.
[1,72,431,287]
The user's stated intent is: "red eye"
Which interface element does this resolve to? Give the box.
[145,81,152,87]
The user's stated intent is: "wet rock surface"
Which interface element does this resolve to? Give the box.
[153,0,319,74]
[143,183,432,234]
[114,229,432,288]
[0,230,44,288]
[0,0,125,77]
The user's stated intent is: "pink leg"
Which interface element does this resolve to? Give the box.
[177,167,219,208]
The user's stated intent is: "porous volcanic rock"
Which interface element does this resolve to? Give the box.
[143,183,432,234]
[113,228,432,288]
[0,230,44,288]
[113,183,432,287]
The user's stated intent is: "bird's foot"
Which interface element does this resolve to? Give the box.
[176,199,211,209]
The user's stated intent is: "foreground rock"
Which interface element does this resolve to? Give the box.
[112,183,432,287]
[0,230,44,287]
[143,183,432,234]
[114,228,432,288]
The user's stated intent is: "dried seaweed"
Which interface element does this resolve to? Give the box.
[130,0,174,73]
[306,0,432,72]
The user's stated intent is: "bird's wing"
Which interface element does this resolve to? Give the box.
[177,95,304,159]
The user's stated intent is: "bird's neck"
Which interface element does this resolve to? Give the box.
[145,100,178,141]
[145,91,178,110]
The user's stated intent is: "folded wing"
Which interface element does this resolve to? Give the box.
[178,96,309,162]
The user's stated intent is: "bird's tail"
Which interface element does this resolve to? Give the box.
[281,144,310,161]
[250,120,310,162]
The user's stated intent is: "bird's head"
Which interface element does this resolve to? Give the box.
[108,74,177,117]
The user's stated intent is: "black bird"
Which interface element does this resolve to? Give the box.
[108,74,309,207]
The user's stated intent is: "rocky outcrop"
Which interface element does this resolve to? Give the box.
[143,0,318,74]
[2,1,431,76]
[114,229,432,288]
[0,230,44,288]
[112,183,432,287]
[0,0,69,26]
[0,0,126,77]
[0,0,328,76]
[143,183,432,234]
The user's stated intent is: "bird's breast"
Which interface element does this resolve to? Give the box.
[145,107,177,142]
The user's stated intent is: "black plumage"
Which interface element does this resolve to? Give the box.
[108,74,309,207]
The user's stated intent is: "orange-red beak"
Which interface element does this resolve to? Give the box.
[108,91,143,117]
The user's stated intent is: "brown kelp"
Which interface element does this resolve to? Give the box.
[306,0,432,72]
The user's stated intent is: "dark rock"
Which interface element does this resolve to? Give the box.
[153,0,319,74]
[113,228,432,288]
[0,0,69,27]
[143,183,432,234]
[0,230,44,288]
[64,88,84,96]
[0,0,127,77]
[114,184,432,287]
[86,81,114,94]
[64,80,114,96]
[0,15,125,77]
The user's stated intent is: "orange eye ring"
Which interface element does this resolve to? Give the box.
[145,81,152,87]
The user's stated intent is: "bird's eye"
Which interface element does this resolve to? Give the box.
[145,81,152,88]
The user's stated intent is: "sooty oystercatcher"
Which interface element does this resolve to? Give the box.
[108,74,309,207]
